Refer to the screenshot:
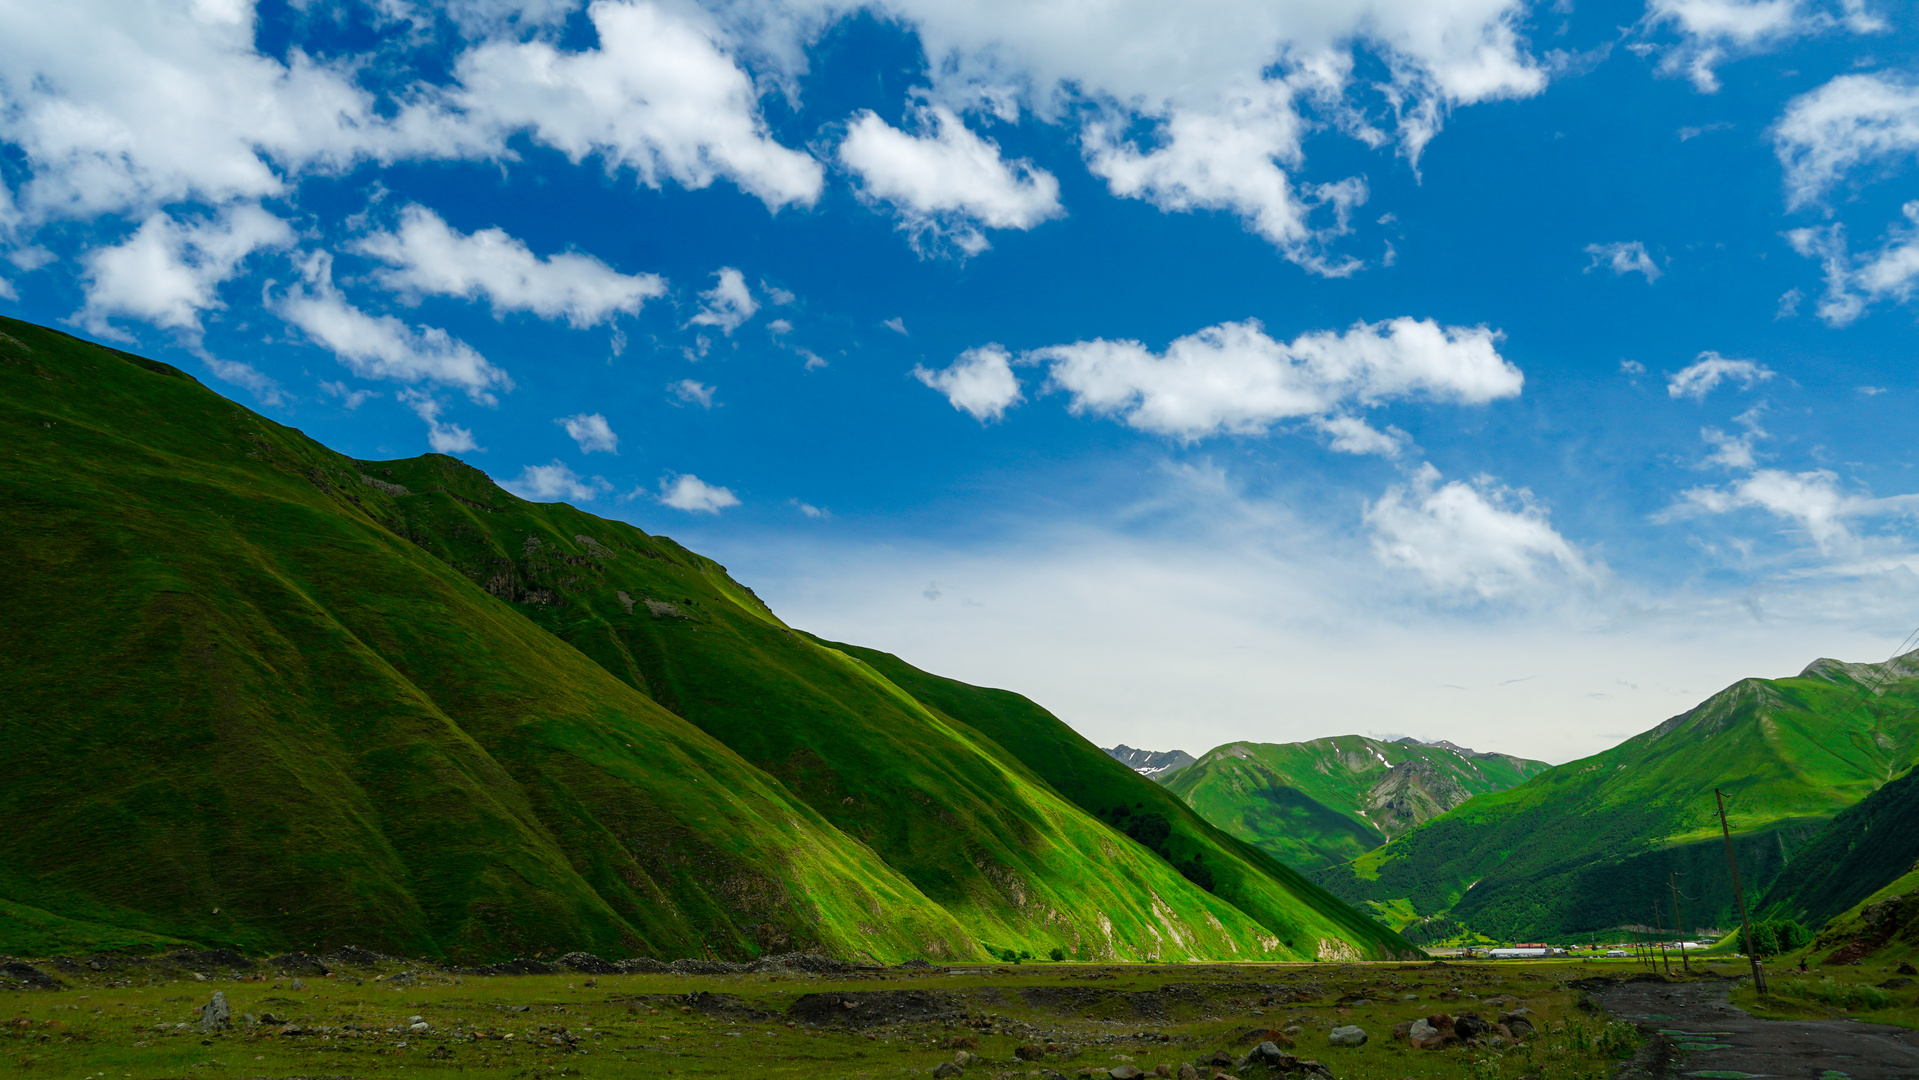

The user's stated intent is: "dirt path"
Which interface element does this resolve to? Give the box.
[1587,976,1919,1079]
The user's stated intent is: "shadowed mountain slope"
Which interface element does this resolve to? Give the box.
[1166,736,1548,871]
[1315,654,1919,941]
[1762,763,1919,931]
[0,316,1414,964]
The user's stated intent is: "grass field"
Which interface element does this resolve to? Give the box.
[0,954,1687,1080]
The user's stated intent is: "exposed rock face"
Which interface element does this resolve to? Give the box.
[1103,745,1196,781]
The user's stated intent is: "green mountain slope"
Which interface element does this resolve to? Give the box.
[1165,736,1549,871]
[1315,654,1919,941]
[1762,763,1919,930]
[0,316,1414,963]
[816,642,1414,961]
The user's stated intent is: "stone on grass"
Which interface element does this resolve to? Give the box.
[931,1062,963,1078]
[1110,1067,1145,1079]
[1015,1044,1047,1060]
[953,1049,981,1067]
[1328,1024,1367,1047]
[198,991,231,1032]
[1176,1064,1199,1080]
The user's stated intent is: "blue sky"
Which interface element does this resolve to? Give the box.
[4,0,1918,762]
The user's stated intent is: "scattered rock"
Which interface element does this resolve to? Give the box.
[1877,977,1914,989]
[945,1035,980,1050]
[932,1062,963,1078]
[558,952,617,975]
[198,992,232,1032]
[268,952,330,977]
[0,962,61,990]
[1177,1064,1199,1080]
[1899,961,1917,976]
[616,957,671,974]
[1240,1041,1297,1069]
[1111,1066,1145,1079]
[1015,1045,1047,1060]
[1328,1025,1367,1047]
[953,1050,982,1067]
[1453,1012,1489,1040]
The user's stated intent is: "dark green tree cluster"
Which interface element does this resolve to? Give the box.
[1740,919,1812,956]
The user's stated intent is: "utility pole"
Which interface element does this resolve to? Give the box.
[1671,869,1691,974]
[1716,788,1767,996]
[1654,900,1671,975]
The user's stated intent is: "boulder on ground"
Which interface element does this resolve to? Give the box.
[1453,1012,1489,1040]
[952,1049,981,1067]
[1015,1045,1046,1060]
[1111,1067,1145,1079]
[1328,1025,1367,1047]
[1176,1064,1199,1080]
[931,1062,963,1078]
[198,991,231,1032]
[946,1035,980,1049]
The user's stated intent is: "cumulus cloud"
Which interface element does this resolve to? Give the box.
[277,253,512,403]
[1583,240,1663,282]
[840,105,1062,254]
[670,379,717,407]
[1314,414,1410,457]
[1085,81,1367,275]
[1774,72,1919,210]
[1033,317,1520,441]
[1668,468,1852,550]
[79,204,291,336]
[687,267,758,334]
[1647,0,1882,94]
[450,0,822,210]
[201,355,284,404]
[1785,203,1919,325]
[0,0,492,225]
[658,473,739,513]
[502,459,607,502]
[1366,463,1595,598]
[400,390,480,454]
[913,345,1023,422]
[360,205,665,327]
[557,412,618,453]
[1666,351,1774,399]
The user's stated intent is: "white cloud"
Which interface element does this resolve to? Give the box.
[1034,316,1520,441]
[800,348,827,371]
[320,380,376,409]
[1366,463,1595,598]
[78,204,291,335]
[687,267,758,334]
[450,0,822,210]
[767,318,793,335]
[1084,81,1368,276]
[1774,72,1919,210]
[1699,406,1769,469]
[201,355,284,404]
[1314,414,1410,457]
[670,379,717,408]
[1666,351,1774,400]
[840,105,1062,254]
[1647,0,1882,94]
[0,0,481,223]
[913,345,1023,423]
[557,411,618,453]
[1670,468,1854,550]
[502,459,607,502]
[1785,203,1919,325]
[658,473,739,513]
[400,390,480,454]
[792,499,828,518]
[1583,240,1663,282]
[360,205,665,327]
[883,317,907,335]
[277,252,512,402]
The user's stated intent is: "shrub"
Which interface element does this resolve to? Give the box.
[1776,978,1890,1011]
[1048,947,1066,962]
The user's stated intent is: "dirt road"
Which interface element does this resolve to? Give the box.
[1587,975,1919,1079]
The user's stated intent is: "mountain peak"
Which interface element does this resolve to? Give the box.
[1103,745,1197,781]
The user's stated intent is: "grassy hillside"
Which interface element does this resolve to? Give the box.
[1315,655,1919,941]
[1165,736,1548,871]
[0,316,1413,963]
[1762,763,1919,930]
[817,641,1415,961]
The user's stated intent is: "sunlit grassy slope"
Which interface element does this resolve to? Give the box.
[1315,654,1919,941]
[1165,736,1547,871]
[0,317,1414,963]
[815,640,1414,961]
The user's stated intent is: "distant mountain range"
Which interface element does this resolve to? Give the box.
[1315,653,1919,942]
[0,316,1414,965]
[1162,736,1549,872]
[1103,745,1197,780]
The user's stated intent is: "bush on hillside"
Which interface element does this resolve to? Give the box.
[1740,919,1812,956]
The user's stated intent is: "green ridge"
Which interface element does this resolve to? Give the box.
[0,316,1413,963]
[1165,735,1548,871]
[1314,654,1919,941]
[1761,763,1919,930]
